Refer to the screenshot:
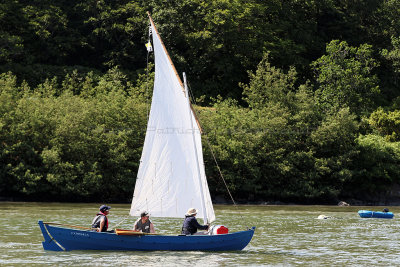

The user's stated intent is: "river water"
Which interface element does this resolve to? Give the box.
[1,202,399,266]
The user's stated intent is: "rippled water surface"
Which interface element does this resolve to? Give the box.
[1,202,400,266]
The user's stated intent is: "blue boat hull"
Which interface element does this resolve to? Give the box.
[38,221,255,251]
[358,210,394,219]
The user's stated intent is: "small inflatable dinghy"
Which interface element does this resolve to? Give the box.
[358,210,394,219]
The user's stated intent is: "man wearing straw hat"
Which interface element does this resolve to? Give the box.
[181,208,209,235]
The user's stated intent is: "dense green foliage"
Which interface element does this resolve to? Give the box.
[1,0,400,203]
[312,41,380,115]
[0,71,148,201]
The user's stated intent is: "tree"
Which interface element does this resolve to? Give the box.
[83,0,147,68]
[0,1,26,64]
[368,108,400,142]
[242,53,297,109]
[346,134,400,200]
[312,40,380,115]
[381,36,400,86]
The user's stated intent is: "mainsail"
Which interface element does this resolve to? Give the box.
[130,17,215,224]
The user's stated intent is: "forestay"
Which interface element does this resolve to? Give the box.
[129,21,215,224]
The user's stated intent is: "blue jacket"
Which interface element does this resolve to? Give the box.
[181,215,208,235]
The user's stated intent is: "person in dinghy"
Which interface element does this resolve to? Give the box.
[181,208,209,235]
[92,205,113,232]
[133,211,156,233]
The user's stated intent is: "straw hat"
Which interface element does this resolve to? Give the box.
[186,208,197,216]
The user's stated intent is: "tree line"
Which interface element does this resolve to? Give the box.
[1,0,400,203]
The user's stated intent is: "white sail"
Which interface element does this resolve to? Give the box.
[130,21,215,223]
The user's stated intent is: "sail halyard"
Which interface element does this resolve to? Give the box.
[130,14,215,223]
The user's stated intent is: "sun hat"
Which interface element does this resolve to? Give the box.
[99,205,111,211]
[186,208,197,216]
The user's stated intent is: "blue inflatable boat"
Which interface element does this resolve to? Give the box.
[358,210,394,219]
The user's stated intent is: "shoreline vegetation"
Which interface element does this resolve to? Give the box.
[1,197,400,207]
[1,1,400,205]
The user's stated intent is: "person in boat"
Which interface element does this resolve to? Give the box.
[383,208,389,212]
[91,205,111,232]
[181,208,209,235]
[133,211,155,233]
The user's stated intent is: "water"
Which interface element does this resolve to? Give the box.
[1,202,399,266]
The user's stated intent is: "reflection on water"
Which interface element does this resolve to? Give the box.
[1,202,400,266]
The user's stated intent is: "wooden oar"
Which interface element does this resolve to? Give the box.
[43,222,92,230]
[115,229,159,236]
[44,222,160,235]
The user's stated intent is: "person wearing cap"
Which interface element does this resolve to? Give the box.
[133,211,155,233]
[91,205,111,232]
[181,208,209,235]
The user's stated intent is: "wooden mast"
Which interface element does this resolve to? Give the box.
[147,12,203,133]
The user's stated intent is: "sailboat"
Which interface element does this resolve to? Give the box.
[38,13,255,251]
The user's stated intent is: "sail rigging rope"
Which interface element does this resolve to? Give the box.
[112,215,131,230]
[186,80,244,219]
